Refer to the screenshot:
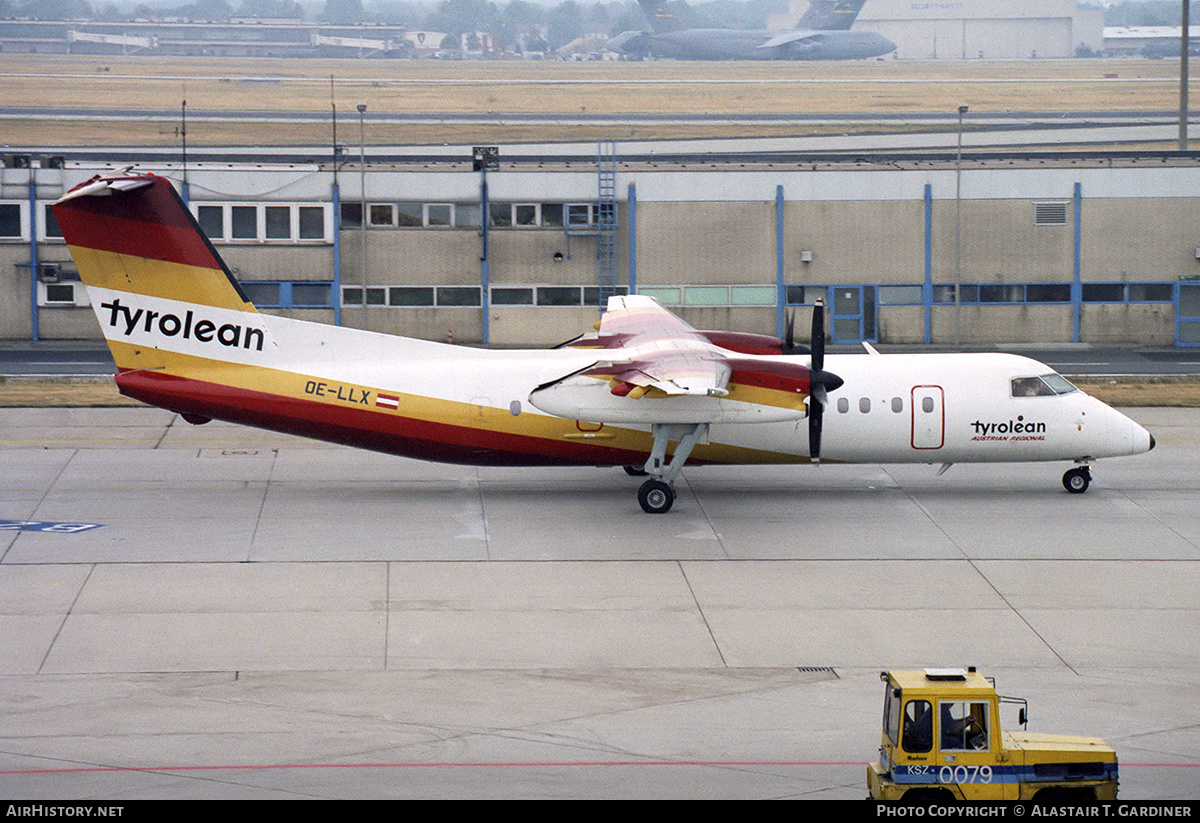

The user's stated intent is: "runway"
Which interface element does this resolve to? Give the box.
[1,407,1198,799]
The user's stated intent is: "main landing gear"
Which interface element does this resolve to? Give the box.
[1063,466,1092,494]
[634,422,709,514]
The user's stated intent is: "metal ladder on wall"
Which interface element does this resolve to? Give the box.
[596,140,618,310]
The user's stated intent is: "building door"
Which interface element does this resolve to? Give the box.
[831,286,876,344]
[1178,283,1200,346]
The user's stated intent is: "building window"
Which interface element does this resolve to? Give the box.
[0,203,21,238]
[340,202,362,229]
[386,287,430,306]
[426,204,453,227]
[1025,284,1071,303]
[42,205,63,239]
[265,206,290,239]
[396,203,423,227]
[291,283,332,306]
[583,285,628,305]
[239,281,333,308]
[785,285,827,305]
[198,205,224,238]
[567,203,595,227]
[232,206,257,239]
[194,204,330,243]
[43,283,76,304]
[437,286,481,306]
[343,287,387,305]
[639,287,680,305]
[240,282,281,305]
[684,286,728,306]
[537,286,582,306]
[878,285,923,305]
[298,207,325,239]
[369,204,395,227]
[492,287,533,305]
[1129,283,1173,302]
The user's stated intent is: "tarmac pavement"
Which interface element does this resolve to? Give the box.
[0,407,1197,799]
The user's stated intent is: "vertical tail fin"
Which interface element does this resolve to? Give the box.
[636,0,684,34]
[52,173,269,374]
[797,0,866,31]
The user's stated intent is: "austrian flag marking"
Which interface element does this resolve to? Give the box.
[376,393,400,410]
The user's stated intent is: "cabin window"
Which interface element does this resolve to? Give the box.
[891,397,903,413]
[940,701,990,751]
[837,398,849,414]
[859,398,871,413]
[922,396,935,413]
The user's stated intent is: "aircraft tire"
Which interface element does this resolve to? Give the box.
[638,479,674,514]
[623,465,649,477]
[1063,467,1091,494]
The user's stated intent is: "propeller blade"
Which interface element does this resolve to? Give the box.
[780,310,810,355]
[811,298,826,372]
[809,393,823,464]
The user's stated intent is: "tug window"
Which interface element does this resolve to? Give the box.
[903,700,933,753]
[941,701,990,751]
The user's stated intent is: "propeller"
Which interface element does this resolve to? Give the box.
[807,298,844,464]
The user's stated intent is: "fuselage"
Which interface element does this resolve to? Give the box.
[609,28,896,60]
[100,291,1152,470]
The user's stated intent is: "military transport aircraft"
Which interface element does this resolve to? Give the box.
[53,172,1154,514]
[605,0,897,61]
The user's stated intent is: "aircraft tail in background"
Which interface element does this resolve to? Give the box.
[796,0,867,31]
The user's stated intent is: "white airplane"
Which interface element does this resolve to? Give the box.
[52,172,1155,513]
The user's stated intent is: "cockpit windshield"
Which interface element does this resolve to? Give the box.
[1011,373,1078,398]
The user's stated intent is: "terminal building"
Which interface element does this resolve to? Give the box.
[3,149,1200,348]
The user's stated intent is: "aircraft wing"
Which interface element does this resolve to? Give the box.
[758,29,822,49]
[576,295,732,397]
[529,296,813,424]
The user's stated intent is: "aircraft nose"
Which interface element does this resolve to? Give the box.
[1132,421,1155,454]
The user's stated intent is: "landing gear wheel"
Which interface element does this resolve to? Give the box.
[623,465,649,477]
[638,479,675,514]
[1063,467,1091,494]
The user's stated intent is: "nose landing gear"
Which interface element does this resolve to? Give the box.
[1063,466,1091,494]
